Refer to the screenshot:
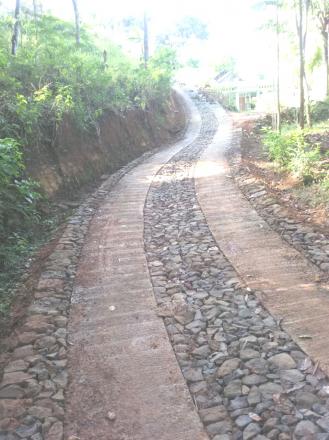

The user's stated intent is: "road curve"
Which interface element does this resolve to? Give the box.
[65,91,208,440]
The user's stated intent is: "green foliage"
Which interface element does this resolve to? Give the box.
[156,15,208,48]
[289,142,322,184]
[308,46,323,72]
[215,56,237,76]
[0,11,178,316]
[262,129,324,184]
[311,98,329,122]
[148,47,179,99]
[186,58,200,68]
[176,16,209,40]
[262,129,297,165]
[280,107,298,124]
[0,137,42,315]
[0,13,176,145]
[0,138,41,242]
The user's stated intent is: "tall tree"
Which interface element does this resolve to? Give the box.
[143,11,149,68]
[32,0,40,38]
[32,0,38,17]
[176,16,208,40]
[253,1,282,131]
[11,0,21,55]
[72,0,80,46]
[295,0,310,128]
[312,0,329,96]
[275,0,282,132]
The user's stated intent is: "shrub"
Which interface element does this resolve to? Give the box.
[262,129,298,165]
[288,144,321,184]
[280,107,298,125]
[262,129,323,184]
[311,99,329,123]
[0,11,179,316]
[0,138,41,243]
[0,14,178,146]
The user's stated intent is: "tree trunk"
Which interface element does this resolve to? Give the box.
[324,30,329,97]
[304,72,312,126]
[11,0,21,56]
[298,0,305,129]
[32,0,37,17]
[72,0,80,46]
[276,0,281,132]
[143,11,149,68]
[32,0,38,38]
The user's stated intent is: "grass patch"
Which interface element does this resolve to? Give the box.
[262,128,328,185]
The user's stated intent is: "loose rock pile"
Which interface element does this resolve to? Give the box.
[144,100,329,439]
[0,149,160,440]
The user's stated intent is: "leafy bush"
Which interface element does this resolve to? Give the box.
[262,129,298,165]
[0,11,179,316]
[262,129,323,184]
[0,138,41,243]
[311,99,329,123]
[280,107,298,125]
[0,14,177,146]
[289,144,321,184]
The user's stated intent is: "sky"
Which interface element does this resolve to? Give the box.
[0,0,275,82]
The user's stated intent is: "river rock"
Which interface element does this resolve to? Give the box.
[243,422,261,440]
[317,415,329,432]
[183,367,203,382]
[268,353,296,369]
[217,358,240,377]
[294,420,319,438]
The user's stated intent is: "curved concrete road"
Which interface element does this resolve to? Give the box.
[65,92,209,440]
[65,95,329,440]
[195,105,329,374]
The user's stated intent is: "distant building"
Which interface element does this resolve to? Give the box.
[208,71,274,112]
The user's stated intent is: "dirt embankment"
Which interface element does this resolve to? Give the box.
[25,91,186,197]
[0,91,186,360]
[231,114,329,232]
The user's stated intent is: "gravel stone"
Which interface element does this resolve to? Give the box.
[217,359,240,377]
[259,382,283,399]
[224,381,242,398]
[243,422,261,440]
[142,98,329,440]
[199,406,228,424]
[45,421,63,440]
[294,420,320,437]
[183,368,203,382]
[15,422,40,438]
[295,391,320,409]
[206,420,232,435]
[279,369,304,383]
[242,375,267,386]
[235,414,252,429]
[240,349,260,361]
[317,416,329,432]
[268,353,296,369]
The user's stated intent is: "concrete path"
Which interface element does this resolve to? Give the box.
[195,105,329,374]
[4,94,329,440]
[64,96,329,440]
[65,94,208,440]
[142,98,329,439]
